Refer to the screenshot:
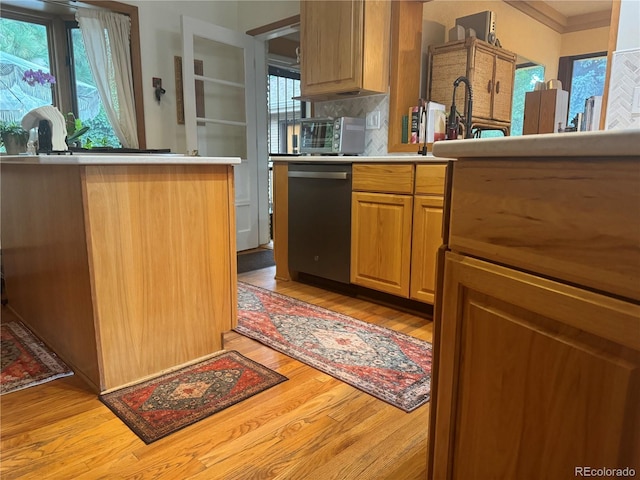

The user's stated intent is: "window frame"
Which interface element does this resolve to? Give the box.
[557,51,607,128]
[0,1,146,148]
[557,51,607,97]
[267,65,305,155]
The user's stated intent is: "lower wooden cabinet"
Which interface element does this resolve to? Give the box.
[409,195,443,303]
[432,252,640,478]
[351,191,413,297]
[351,163,446,302]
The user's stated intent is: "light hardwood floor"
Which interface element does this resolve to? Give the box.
[0,267,433,479]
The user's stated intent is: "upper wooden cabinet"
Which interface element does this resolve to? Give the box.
[300,0,391,99]
[428,38,516,134]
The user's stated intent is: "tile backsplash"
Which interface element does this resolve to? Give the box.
[314,94,389,155]
[606,48,640,130]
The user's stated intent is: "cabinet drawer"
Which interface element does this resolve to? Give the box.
[449,158,640,302]
[415,164,447,195]
[352,164,414,194]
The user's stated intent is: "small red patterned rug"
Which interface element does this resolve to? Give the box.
[235,282,432,412]
[99,350,287,444]
[1,321,73,395]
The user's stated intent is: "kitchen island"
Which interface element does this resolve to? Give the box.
[429,129,640,478]
[1,154,240,393]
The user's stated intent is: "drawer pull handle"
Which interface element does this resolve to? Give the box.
[496,81,501,94]
[288,171,350,180]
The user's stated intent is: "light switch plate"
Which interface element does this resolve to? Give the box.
[366,110,381,130]
[632,86,640,114]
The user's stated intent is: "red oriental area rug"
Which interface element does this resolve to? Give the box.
[235,282,432,412]
[1,321,73,395]
[99,351,287,444]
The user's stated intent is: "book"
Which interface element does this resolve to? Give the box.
[584,95,602,131]
[401,115,408,144]
[408,106,419,144]
[418,105,427,145]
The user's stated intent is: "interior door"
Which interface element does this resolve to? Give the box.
[181,16,268,252]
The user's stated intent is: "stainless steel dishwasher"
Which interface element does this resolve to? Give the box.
[288,163,352,283]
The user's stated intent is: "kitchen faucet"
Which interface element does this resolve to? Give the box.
[447,76,474,139]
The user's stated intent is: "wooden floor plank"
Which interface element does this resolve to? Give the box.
[1,266,432,479]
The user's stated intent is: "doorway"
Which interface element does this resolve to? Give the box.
[250,17,306,250]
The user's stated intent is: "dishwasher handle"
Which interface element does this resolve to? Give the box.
[288,171,350,180]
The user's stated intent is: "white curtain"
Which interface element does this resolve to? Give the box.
[76,8,138,148]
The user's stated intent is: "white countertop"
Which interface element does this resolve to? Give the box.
[270,153,452,163]
[0,153,242,165]
[432,129,640,159]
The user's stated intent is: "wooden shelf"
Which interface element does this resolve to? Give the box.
[388,1,424,153]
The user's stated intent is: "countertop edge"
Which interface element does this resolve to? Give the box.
[0,155,242,165]
[432,129,640,159]
[270,154,453,163]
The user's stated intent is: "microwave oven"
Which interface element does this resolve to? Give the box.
[299,117,365,155]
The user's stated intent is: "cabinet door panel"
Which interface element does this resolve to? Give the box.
[351,192,412,297]
[493,55,515,122]
[410,196,444,303]
[301,0,363,95]
[430,49,468,112]
[432,253,640,479]
[472,48,494,119]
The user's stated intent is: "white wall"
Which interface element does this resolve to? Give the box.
[237,0,299,32]
[123,0,299,153]
[560,26,609,57]
[617,0,640,51]
[605,0,640,130]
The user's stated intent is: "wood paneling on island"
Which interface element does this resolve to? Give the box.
[1,162,237,392]
[429,130,640,478]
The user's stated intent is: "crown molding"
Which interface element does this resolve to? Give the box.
[504,1,611,33]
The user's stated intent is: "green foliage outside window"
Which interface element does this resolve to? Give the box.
[568,56,607,124]
[0,16,120,148]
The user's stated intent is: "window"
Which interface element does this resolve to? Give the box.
[558,52,607,126]
[0,1,145,149]
[0,17,54,121]
[510,63,545,136]
[267,66,305,154]
[0,12,119,147]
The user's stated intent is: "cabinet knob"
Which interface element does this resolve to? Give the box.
[496,81,501,94]
[487,80,492,93]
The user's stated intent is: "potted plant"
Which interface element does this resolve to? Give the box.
[0,121,29,155]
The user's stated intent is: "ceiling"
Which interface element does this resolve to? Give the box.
[505,0,613,33]
[542,0,612,17]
